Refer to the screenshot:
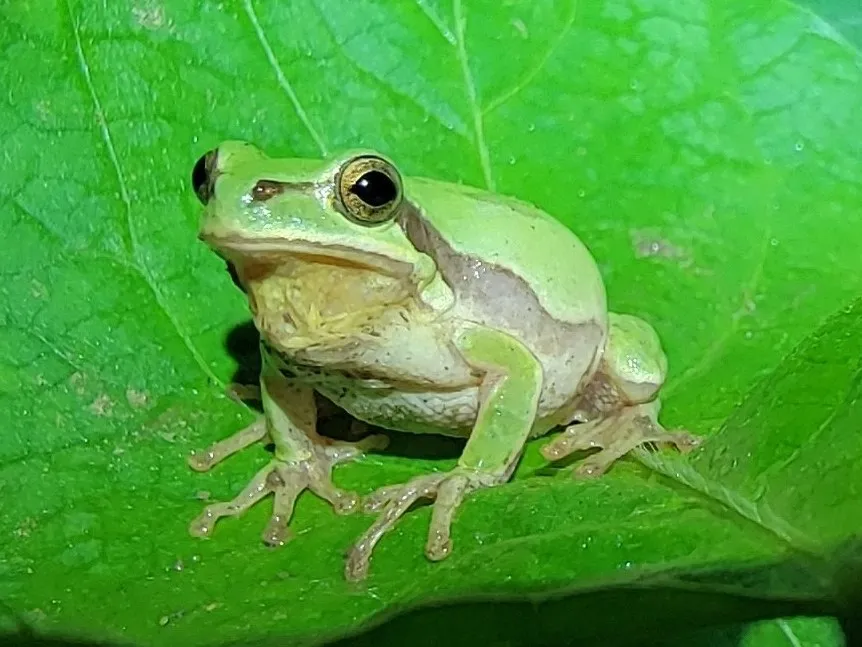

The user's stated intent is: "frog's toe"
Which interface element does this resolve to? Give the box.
[260,465,307,546]
[346,473,443,581]
[540,420,601,462]
[544,404,701,479]
[188,432,380,544]
[573,454,616,479]
[189,461,275,538]
[425,474,470,561]
[324,433,389,464]
[360,483,407,513]
[305,464,360,515]
[666,430,702,453]
[188,418,268,472]
[346,469,497,581]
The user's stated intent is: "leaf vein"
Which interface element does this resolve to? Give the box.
[664,226,771,398]
[483,0,579,115]
[308,5,470,139]
[453,0,494,191]
[777,619,804,647]
[754,369,859,493]
[243,0,329,157]
[413,0,456,45]
[635,449,819,556]
[782,0,861,57]
[66,1,223,389]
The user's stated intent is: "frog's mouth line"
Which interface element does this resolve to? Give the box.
[199,233,412,278]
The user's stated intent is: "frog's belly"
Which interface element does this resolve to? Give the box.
[316,377,479,438]
[267,315,599,437]
[282,363,478,436]
[272,318,484,435]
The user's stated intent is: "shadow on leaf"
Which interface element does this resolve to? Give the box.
[239,540,862,647]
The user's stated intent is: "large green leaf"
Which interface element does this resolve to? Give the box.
[799,0,862,49]
[2,0,861,645]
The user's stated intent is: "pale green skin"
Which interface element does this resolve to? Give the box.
[187,141,697,581]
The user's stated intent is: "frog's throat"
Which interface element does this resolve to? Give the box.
[200,234,413,279]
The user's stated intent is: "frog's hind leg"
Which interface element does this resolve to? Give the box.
[542,313,701,477]
[541,400,700,478]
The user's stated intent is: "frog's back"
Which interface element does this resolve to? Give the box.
[404,177,606,326]
[400,177,608,424]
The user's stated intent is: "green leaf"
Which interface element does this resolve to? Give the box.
[305,579,836,647]
[2,0,862,646]
[737,617,845,647]
[794,0,862,50]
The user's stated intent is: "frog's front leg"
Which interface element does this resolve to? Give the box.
[541,313,701,477]
[188,354,388,545]
[344,326,542,581]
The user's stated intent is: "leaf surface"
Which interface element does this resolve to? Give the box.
[2,1,861,645]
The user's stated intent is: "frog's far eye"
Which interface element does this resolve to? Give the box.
[192,149,218,205]
[336,155,402,225]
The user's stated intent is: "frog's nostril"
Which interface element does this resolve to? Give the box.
[192,149,217,205]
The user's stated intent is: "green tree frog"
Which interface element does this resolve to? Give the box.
[187,142,699,581]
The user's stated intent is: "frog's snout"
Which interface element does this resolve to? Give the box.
[192,148,218,205]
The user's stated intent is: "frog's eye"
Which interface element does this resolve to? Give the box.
[336,155,402,225]
[192,149,218,205]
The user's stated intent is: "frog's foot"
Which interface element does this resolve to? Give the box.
[344,468,501,582]
[188,431,389,545]
[541,402,701,479]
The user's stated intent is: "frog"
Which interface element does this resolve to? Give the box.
[187,141,700,581]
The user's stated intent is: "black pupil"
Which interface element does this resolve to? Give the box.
[350,170,397,208]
